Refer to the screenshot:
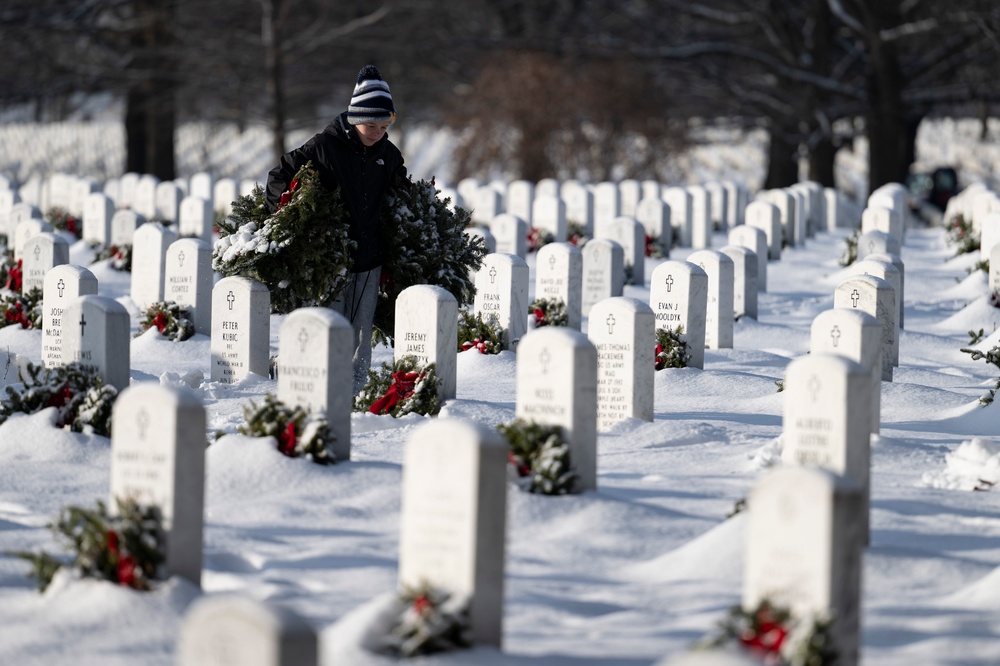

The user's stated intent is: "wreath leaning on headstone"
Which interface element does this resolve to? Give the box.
[373,176,486,347]
[238,393,337,465]
[0,287,43,330]
[354,356,440,417]
[497,418,577,495]
[381,581,472,658]
[696,599,838,666]
[212,162,356,314]
[529,297,569,328]
[92,244,133,272]
[6,497,164,592]
[136,301,195,342]
[0,361,117,436]
[655,325,690,369]
[457,310,504,355]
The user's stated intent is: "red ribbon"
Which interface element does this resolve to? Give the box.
[533,308,546,327]
[4,259,22,292]
[413,594,431,616]
[116,555,137,587]
[739,608,789,657]
[3,301,29,329]
[153,312,168,333]
[369,371,421,414]
[507,451,531,477]
[278,421,298,457]
[276,178,301,211]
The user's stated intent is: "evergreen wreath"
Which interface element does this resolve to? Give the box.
[92,244,133,271]
[698,599,838,666]
[382,581,472,658]
[839,229,859,267]
[529,297,569,328]
[238,393,337,464]
[945,213,980,256]
[0,360,117,436]
[567,221,589,248]
[45,207,80,239]
[457,310,504,355]
[527,226,555,253]
[655,325,690,369]
[136,301,195,341]
[645,232,666,258]
[213,162,356,314]
[374,176,485,347]
[7,497,164,592]
[354,356,440,417]
[497,418,577,495]
[0,286,43,330]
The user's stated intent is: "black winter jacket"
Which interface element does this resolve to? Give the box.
[265,112,406,273]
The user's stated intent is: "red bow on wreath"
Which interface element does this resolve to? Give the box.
[533,308,546,327]
[4,259,22,292]
[739,607,789,657]
[153,312,168,334]
[276,178,301,211]
[369,371,422,414]
[3,301,30,329]
[277,421,298,457]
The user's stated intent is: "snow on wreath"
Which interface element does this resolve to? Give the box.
[213,165,485,329]
[212,162,356,314]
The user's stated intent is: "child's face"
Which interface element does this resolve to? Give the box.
[355,121,391,147]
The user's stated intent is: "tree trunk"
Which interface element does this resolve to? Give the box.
[764,124,798,189]
[808,134,837,188]
[263,0,287,165]
[862,5,908,193]
[125,86,147,175]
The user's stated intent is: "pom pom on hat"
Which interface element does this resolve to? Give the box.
[347,64,396,126]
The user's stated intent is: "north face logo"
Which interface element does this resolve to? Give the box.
[376,158,384,165]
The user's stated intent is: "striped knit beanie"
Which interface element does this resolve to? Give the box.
[347,65,395,125]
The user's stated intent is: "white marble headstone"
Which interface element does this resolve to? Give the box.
[133,174,160,220]
[110,383,205,585]
[848,257,901,365]
[856,230,901,260]
[506,180,535,228]
[587,297,655,431]
[601,216,645,286]
[177,595,318,666]
[834,274,895,381]
[179,195,214,244]
[593,182,620,237]
[13,218,53,262]
[131,222,178,311]
[83,192,115,247]
[687,185,711,249]
[687,250,735,349]
[62,295,131,392]
[21,232,69,294]
[472,186,503,225]
[41,265,99,368]
[473,253,529,350]
[635,196,671,258]
[648,261,708,369]
[727,224,768,292]
[189,172,215,209]
[743,466,863,666]
[213,178,239,219]
[581,239,624,317]
[810,308,882,435]
[562,181,594,235]
[516,328,598,491]
[164,238,214,335]
[277,307,353,461]
[489,214,527,259]
[155,181,183,223]
[663,187,693,248]
[745,200,782,260]
[394,285,458,402]
[720,245,757,320]
[398,418,507,648]
[534,243,583,330]
[532,194,567,242]
[110,209,146,247]
[211,277,271,383]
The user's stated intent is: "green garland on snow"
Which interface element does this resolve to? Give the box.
[238,393,337,464]
[354,356,440,417]
[497,418,576,495]
[213,162,356,314]
[655,325,690,369]
[0,361,117,436]
[457,310,504,354]
[0,287,43,330]
[381,582,472,658]
[374,177,485,347]
[136,301,195,341]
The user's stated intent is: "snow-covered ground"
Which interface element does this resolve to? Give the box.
[1,219,999,664]
[0,118,999,665]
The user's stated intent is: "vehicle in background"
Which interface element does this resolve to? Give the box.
[906,166,961,225]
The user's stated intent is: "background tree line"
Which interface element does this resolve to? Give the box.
[0,0,997,195]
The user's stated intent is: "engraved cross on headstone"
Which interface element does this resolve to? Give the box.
[548,254,556,270]
[606,314,616,334]
[79,314,87,337]
[33,244,41,261]
[830,325,841,347]
[808,374,822,401]
[298,327,309,353]
[850,289,860,307]
[539,347,551,374]
[57,278,65,297]
[226,291,236,310]
[665,274,674,292]
[177,250,186,267]
[136,408,150,440]
[489,266,497,284]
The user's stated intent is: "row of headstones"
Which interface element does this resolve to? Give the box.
[459,178,861,260]
[945,182,1000,265]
